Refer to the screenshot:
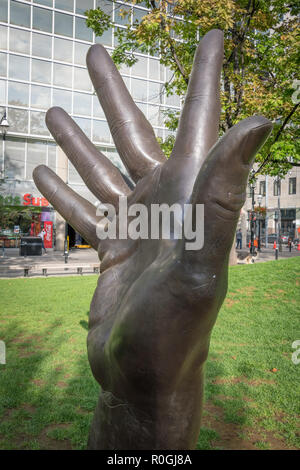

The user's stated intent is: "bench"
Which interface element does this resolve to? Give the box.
[0,263,100,277]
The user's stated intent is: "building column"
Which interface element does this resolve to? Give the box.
[55,147,68,251]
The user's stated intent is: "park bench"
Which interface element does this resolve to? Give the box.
[0,263,100,277]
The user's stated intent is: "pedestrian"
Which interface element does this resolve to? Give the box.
[38,227,47,253]
[288,237,292,252]
[236,229,242,249]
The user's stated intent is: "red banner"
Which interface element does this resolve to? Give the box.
[43,221,53,248]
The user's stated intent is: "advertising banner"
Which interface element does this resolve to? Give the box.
[43,221,53,248]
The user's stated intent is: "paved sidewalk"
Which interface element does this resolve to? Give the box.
[237,246,300,263]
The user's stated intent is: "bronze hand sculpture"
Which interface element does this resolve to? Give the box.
[33,30,272,450]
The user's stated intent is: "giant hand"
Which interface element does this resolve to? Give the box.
[33,30,272,450]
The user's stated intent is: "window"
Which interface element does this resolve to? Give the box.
[30,111,48,135]
[94,28,112,47]
[259,181,266,197]
[0,80,6,103]
[75,16,93,42]
[52,88,72,113]
[53,63,72,88]
[0,0,8,23]
[9,56,30,81]
[55,12,73,37]
[131,56,148,78]
[33,7,53,33]
[8,82,29,107]
[26,141,47,180]
[74,67,92,91]
[10,1,30,28]
[96,1,113,19]
[48,143,56,172]
[32,33,52,59]
[5,137,26,179]
[35,0,53,6]
[73,92,92,116]
[54,38,73,63]
[76,0,94,16]
[32,59,52,84]
[55,0,74,12]
[131,78,147,102]
[273,179,281,196]
[74,42,90,65]
[7,108,29,134]
[115,5,131,26]
[73,116,91,139]
[289,177,296,195]
[148,81,163,104]
[93,120,110,143]
[93,96,105,119]
[148,104,159,126]
[0,25,8,49]
[31,85,51,110]
[9,28,30,55]
[0,53,7,76]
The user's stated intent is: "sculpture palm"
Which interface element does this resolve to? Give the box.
[33,30,272,449]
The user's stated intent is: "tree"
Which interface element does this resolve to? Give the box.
[86,0,299,177]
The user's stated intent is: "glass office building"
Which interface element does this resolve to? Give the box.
[0,0,180,248]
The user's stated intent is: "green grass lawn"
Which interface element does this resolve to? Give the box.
[0,258,299,450]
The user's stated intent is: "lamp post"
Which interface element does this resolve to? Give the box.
[249,177,256,254]
[274,209,279,260]
[257,194,263,251]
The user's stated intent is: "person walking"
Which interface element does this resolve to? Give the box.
[236,229,242,249]
[38,227,47,253]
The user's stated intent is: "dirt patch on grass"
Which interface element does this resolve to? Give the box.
[31,379,46,387]
[39,423,73,450]
[224,298,240,307]
[212,376,276,386]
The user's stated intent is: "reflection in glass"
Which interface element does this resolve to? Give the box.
[9,28,30,55]
[8,82,29,107]
[74,42,90,65]
[148,81,163,104]
[10,1,30,28]
[75,17,93,42]
[74,67,92,91]
[32,33,52,59]
[0,0,8,23]
[5,137,26,179]
[55,12,73,38]
[33,7,53,33]
[0,53,7,76]
[48,143,56,172]
[131,56,148,78]
[9,56,30,81]
[30,111,49,136]
[76,0,94,15]
[54,38,73,63]
[93,120,111,143]
[73,92,92,116]
[115,5,131,26]
[31,85,51,110]
[26,140,47,180]
[73,116,91,139]
[95,28,112,47]
[7,108,29,134]
[131,78,147,102]
[0,25,8,49]
[55,0,74,12]
[53,63,72,88]
[0,80,6,104]
[35,0,53,6]
[52,88,72,113]
[32,59,52,84]
[96,0,113,19]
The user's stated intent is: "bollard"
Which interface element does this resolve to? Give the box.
[275,247,278,260]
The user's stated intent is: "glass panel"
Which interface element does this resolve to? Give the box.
[0,0,8,23]
[48,143,56,172]
[54,37,73,63]
[32,33,52,59]
[26,141,47,180]
[74,67,92,91]
[32,59,52,84]
[73,116,91,139]
[9,55,30,81]
[131,78,147,102]
[148,58,160,80]
[32,7,52,33]
[9,28,30,55]
[93,95,105,118]
[30,111,48,135]
[76,0,94,16]
[7,108,29,134]
[136,102,147,117]
[0,25,8,49]
[52,88,72,113]
[73,92,92,116]
[147,104,159,126]
[53,63,72,88]
[68,161,82,184]
[74,42,90,65]
[93,120,110,143]
[148,81,163,104]
[5,137,25,179]
[31,85,51,110]
[131,56,148,78]
[0,53,7,76]
[75,16,93,42]
[10,1,30,28]
[165,93,180,107]
[35,0,53,6]
[133,7,147,24]
[96,0,113,19]
[8,82,29,107]
[55,0,74,12]
[94,27,112,47]
[55,12,73,37]
[0,80,6,104]
[115,5,131,26]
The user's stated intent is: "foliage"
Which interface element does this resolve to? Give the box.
[86,0,300,176]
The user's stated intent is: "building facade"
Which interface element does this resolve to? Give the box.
[0,0,180,249]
